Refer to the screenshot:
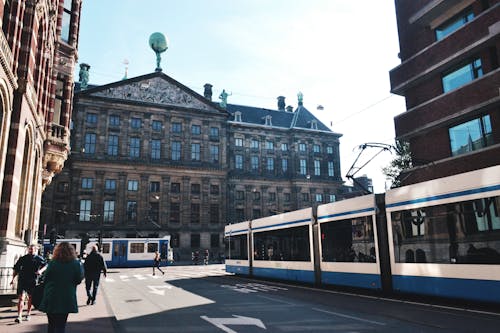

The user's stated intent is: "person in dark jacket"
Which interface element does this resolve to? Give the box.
[38,242,83,333]
[10,244,46,323]
[83,245,107,305]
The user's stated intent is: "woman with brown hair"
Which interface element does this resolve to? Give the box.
[39,242,83,333]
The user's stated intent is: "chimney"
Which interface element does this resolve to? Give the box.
[286,105,293,112]
[277,96,285,111]
[204,83,213,101]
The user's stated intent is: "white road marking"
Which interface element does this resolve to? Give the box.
[312,307,386,326]
[147,285,173,296]
[201,315,266,333]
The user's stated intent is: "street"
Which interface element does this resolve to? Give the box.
[101,264,500,332]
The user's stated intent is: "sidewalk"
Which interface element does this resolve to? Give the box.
[0,282,116,332]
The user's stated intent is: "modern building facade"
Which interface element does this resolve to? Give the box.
[0,0,81,269]
[390,0,499,185]
[41,70,344,260]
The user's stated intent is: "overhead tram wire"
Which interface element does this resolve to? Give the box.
[331,95,396,126]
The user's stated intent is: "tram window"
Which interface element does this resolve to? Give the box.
[101,243,110,254]
[321,216,375,263]
[391,195,500,264]
[130,243,145,253]
[253,225,310,261]
[225,234,248,260]
[147,243,158,253]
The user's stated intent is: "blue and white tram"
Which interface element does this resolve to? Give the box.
[317,194,384,290]
[44,236,172,268]
[385,165,500,303]
[225,221,250,275]
[251,208,315,283]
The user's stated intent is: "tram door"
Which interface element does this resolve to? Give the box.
[112,240,128,267]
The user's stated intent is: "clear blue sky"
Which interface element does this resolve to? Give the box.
[76,0,405,193]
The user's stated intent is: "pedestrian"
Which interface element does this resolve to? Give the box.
[83,244,107,305]
[152,251,165,275]
[10,244,46,323]
[204,249,209,265]
[38,242,83,333]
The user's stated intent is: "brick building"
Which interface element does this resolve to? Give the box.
[41,70,344,260]
[0,0,81,269]
[390,0,500,185]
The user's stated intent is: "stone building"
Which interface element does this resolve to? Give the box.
[41,70,343,260]
[0,0,81,269]
[390,0,499,185]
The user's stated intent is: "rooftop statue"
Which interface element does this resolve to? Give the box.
[219,89,231,108]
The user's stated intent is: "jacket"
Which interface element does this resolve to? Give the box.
[83,250,107,276]
[38,259,83,314]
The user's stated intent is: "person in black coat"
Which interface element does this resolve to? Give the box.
[83,245,107,305]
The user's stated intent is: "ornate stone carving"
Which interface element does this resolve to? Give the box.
[92,77,212,110]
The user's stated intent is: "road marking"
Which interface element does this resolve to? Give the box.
[105,277,115,282]
[257,295,296,306]
[201,315,266,333]
[134,274,147,280]
[312,307,386,326]
[120,275,130,281]
[147,285,173,296]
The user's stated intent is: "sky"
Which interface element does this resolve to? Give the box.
[76,0,406,193]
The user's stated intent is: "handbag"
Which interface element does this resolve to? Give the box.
[31,280,45,309]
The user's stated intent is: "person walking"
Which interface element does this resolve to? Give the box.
[83,245,107,305]
[38,242,83,333]
[152,251,164,275]
[10,244,46,323]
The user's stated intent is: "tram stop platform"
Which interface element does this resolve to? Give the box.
[0,283,116,332]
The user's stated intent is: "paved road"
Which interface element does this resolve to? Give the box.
[102,264,500,333]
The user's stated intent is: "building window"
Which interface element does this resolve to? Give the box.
[435,7,474,41]
[210,185,219,195]
[210,234,219,248]
[127,201,137,222]
[84,133,96,154]
[302,193,310,202]
[107,135,119,156]
[129,137,140,158]
[310,120,318,130]
[251,139,259,149]
[170,202,180,223]
[210,145,219,163]
[171,141,181,161]
[282,158,288,172]
[269,192,276,202]
[191,143,201,161]
[253,209,261,219]
[264,115,272,126]
[315,194,323,203]
[128,180,138,191]
[191,184,201,195]
[103,200,115,223]
[130,117,141,129]
[313,144,320,153]
[449,115,493,156]
[281,143,288,151]
[329,194,336,203]
[299,159,307,175]
[284,193,291,202]
[235,138,243,147]
[299,143,306,152]
[151,139,161,160]
[86,113,97,125]
[79,199,91,222]
[61,0,72,42]
[191,234,200,248]
[191,124,201,135]
[172,122,182,133]
[328,161,334,177]
[235,154,243,169]
[234,112,242,122]
[152,120,162,131]
[170,233,179,248]
[266,157,274,171]
[314,160,321,176]
[53,80,64,125]
[210,127,219,138]
[442,58,483,93]
[327,146,333,154]
[265,141,274,150]
[109,115,120,127]
[150,181,160,192]
[105,179,116,191]
[171,183,180,193]
[191,203,200,224]
[236,191,244,200]
[253,191,260,201]
[236,208,245,222]
[251,156,259,171]
[210,204,219,224]
[57,182,69,193]
[81,178,93,189]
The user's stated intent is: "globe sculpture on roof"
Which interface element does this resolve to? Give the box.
[149,32,168,72]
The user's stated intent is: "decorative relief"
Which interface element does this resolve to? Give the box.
[92,77,212,111]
